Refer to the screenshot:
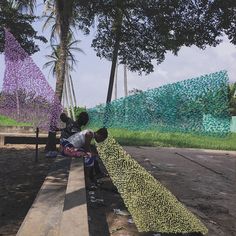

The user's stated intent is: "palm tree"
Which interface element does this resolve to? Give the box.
[43,35,84,118]
[43,0,92,103]
[41,0,86,152]
[43,36,83,75]
[43,45,59,76]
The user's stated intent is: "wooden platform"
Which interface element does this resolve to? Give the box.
[16,157,89,236]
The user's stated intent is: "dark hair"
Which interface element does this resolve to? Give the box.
[60,113,68,123]
[96,127,108,139]
[77,112,89,126]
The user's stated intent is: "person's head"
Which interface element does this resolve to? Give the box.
[60,113,69,123]
[77,112,89,127]
[94,127,108,143]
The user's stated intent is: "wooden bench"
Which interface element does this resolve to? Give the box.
[17,157,89,236]
[0,132,60,145]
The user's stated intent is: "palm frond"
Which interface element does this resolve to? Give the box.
[16,0,36,14]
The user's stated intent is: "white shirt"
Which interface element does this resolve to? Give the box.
[67,129,94,148]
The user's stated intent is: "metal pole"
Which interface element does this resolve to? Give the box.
[124,64,128,97]
[35,127,39,162]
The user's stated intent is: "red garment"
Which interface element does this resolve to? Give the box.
[62,146,86,158]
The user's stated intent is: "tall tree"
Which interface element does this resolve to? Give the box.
[90,0,236,103]
[43,35,83,118]
[43,0,94,102]
[0,0,46,54]
[43,0,94,152]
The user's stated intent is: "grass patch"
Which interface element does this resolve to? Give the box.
[107,128,236,151]
[0,115,31,126]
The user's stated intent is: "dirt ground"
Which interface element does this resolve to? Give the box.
[0,144,157,236]
[0,144,235,236]
[0,144,54,235]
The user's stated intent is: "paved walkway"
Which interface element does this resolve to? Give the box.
[124,146,236,236]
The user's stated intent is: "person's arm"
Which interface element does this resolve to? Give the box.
[54,127,62,132]
[84,131,93,152]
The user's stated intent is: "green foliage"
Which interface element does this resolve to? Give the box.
[0,0,47,54]
[0,115,31,126]
[74,106,86,119]
[97,136,208,234]
[211,0,236,45]
[90,0,235,75]
[107,128,236,151]
[43,34,84,77]
[88,71,231,135]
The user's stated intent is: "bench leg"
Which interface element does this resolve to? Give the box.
[0,136,5,146]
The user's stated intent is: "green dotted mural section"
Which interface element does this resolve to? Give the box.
[88,71,230,135]
[97,136,208,234]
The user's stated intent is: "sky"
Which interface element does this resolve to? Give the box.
[0,2,236,108]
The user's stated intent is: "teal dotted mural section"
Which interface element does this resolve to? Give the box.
[88,71,230,135]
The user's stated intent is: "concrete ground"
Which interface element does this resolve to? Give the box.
[123,146,236,236]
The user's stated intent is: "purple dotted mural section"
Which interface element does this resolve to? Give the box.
[0,29,62,130]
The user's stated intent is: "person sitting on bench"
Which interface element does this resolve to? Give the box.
[59,112,89,139]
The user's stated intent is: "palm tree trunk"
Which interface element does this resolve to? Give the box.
[55,0,73,103]
[45,0,72,152]
[55,39,67,102]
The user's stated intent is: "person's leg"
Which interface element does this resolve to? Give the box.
[94,157,102,175]
[90,145,108,177]
[84,156,96,185]
[88,166,95,183]
[93,156,109,178]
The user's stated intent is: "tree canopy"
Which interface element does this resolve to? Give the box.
[0,0,46,55]
[211,0,236,44]
[91,0,235,75]
[83,0,236,102]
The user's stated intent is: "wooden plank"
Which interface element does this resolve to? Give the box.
[59,158,89,236]
[17,157,71,236]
